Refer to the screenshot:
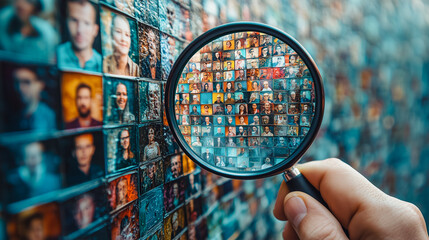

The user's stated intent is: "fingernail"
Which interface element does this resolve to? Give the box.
[285,196,307,228]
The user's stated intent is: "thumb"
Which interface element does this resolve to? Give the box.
[284,192,348,240]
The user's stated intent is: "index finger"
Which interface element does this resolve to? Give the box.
[273,158,388,228]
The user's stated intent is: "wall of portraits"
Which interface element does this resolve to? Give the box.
[0,0,285,239]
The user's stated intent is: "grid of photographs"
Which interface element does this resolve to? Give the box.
[175,32,315,171]
[0,0,295,239]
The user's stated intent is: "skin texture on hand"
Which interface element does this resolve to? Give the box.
[273,158,429,240]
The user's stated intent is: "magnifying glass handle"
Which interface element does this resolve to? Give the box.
[283,167,328,209]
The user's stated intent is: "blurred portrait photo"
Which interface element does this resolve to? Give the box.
[140,124,162,162]
[139,24,160,79]
[140,159,164,194]
[108,173,138,212]
[63,132,104,187]
[106,127,137,174]
[110,201,139,240]
[105,78,136,124]
[0,63,59,133]
[139,186,163,236]
[61,72,103,129]
[101,7,139,77]
[57,0,101,72]
[164,154,183,182]
[0,0,59,61]
[139,81,161,121]
[4,140,61,202]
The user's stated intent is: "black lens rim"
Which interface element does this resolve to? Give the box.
[165,22,324,179]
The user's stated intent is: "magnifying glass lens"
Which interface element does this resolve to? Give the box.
[172,31,317,174]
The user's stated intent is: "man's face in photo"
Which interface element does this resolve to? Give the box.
[74,134,95,168]
[14,68,44,106]
[67,1,99,51]
[171,155,181,178]
[115,83,128,110]
[74,194,95,229]
[76,87,92,118]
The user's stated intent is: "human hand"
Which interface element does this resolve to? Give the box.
[273,158,428,240]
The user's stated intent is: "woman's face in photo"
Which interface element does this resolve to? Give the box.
[120,130,130,149]
[148,128,155,142]
[116,83,128,110]
[14,0,37,21]
[112,16,131,56]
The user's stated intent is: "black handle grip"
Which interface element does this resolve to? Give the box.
[285,173,328,209]
[285,173,349,236]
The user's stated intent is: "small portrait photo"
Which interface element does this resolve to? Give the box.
[236,157,249,169]
[186,197,202,224]
[213,72,222,82]
[200,52,212,62]
[274,79,287,91]
[246,68,259,79]
[108,173,139,212]
[300,126,310,136]
[224,81,235,93]
[200,71,213,82]
[164,207,187,240]
[275,136,288,147]
[272,55,286,67]
[159,0,181,38]
[139,24,161,79]
[285,66,298,78]
[101,8,139,77]
[61,72,103,130]
[62,131,105,187]
[260,137,273,146]
[274,126,288,136]
[300,115,311,127]
[287,78,300,90]
[223,71,235,82]
[213,137,225,148]
[287,126,299,136]
[248,137,260,146]
[259,57,272,68]
[274,115,287,125]
[186,171,201,198]
[223,92,235,105]
[212,41,222,52]
[247,80,260,91]
[140,186,163,236]
[224,60,235,71]
[246,48,259,59]
[189,105,200,116]
[301,90,311,102]
[236,103,248,115]
[260,92,273,104]
[212,51,222,61]
[199,41,212,53]
[260,35,272,46]
[180,115,190,125]
[289,90,300,102]
[105,127,137,174]
[224,104,235,115]
[178,84,189,93]
[191,136,203,147]
[223,40,235,50]
[191,125,202,136]
[212,93,224,104]
[272,67,286,79]
[275,103,287,114]
[300,78,313,90]
[201,116,212,127]
[287,54,299,66]
[249,115,260,125]
[236,115,248,126]
[200,61,212,72]
[105,78,137,125]
[225,116,235,126]
[135,0,159,28]
[222,50,234,61]
[203,136,214,148]
[200,147,214,164]
[273,43,286,55]
[235,38,246,50]
[248,92,260,103]
[236,126,248,137]
[246,59,259,69]
[161,33,184,80]
[189,83,200,93]
[6,202,62,240]
[110,201,139,240]
[140,124,162,162]
[261,115,273,125]
[201,104,213,115]
[288,103,300,114]
[0,0,59,62]
[212,61,222,71]
[214,126,225,137]
[60,186,108,236]
[248,125,260,136]
[235,32,248,39]
[140,159,164,194]
[235,59,246,70]
[164,178,185,213]
[289,137,301,148]
[259,68,272,80]
[288,115,300,126]
[165,154,183,182]
[213,104,224,115]
[201,82,213,93]
[190,116,201,125]
[139,81,161,121]
[246,35,260,48]
[248,103,259,114]
[259,46,272,58]
[0,63,60,133]
[189,94,199,104]
[225,126,236,137]
[58,0,101,72]
[301,103,312,114]
[235,49,246,59]
[213,116,224,126]
[3,140,61,203]
[260,80,273,92]
[235,69,246,81]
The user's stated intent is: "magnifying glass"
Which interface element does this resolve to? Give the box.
[165,22,326,206]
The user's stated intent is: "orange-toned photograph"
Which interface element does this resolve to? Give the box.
[61,72,103,129]
[108,173,138,211]
[110,201,139,240]
[7,202,62,240]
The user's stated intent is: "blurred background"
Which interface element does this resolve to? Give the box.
[0,0,428,239]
